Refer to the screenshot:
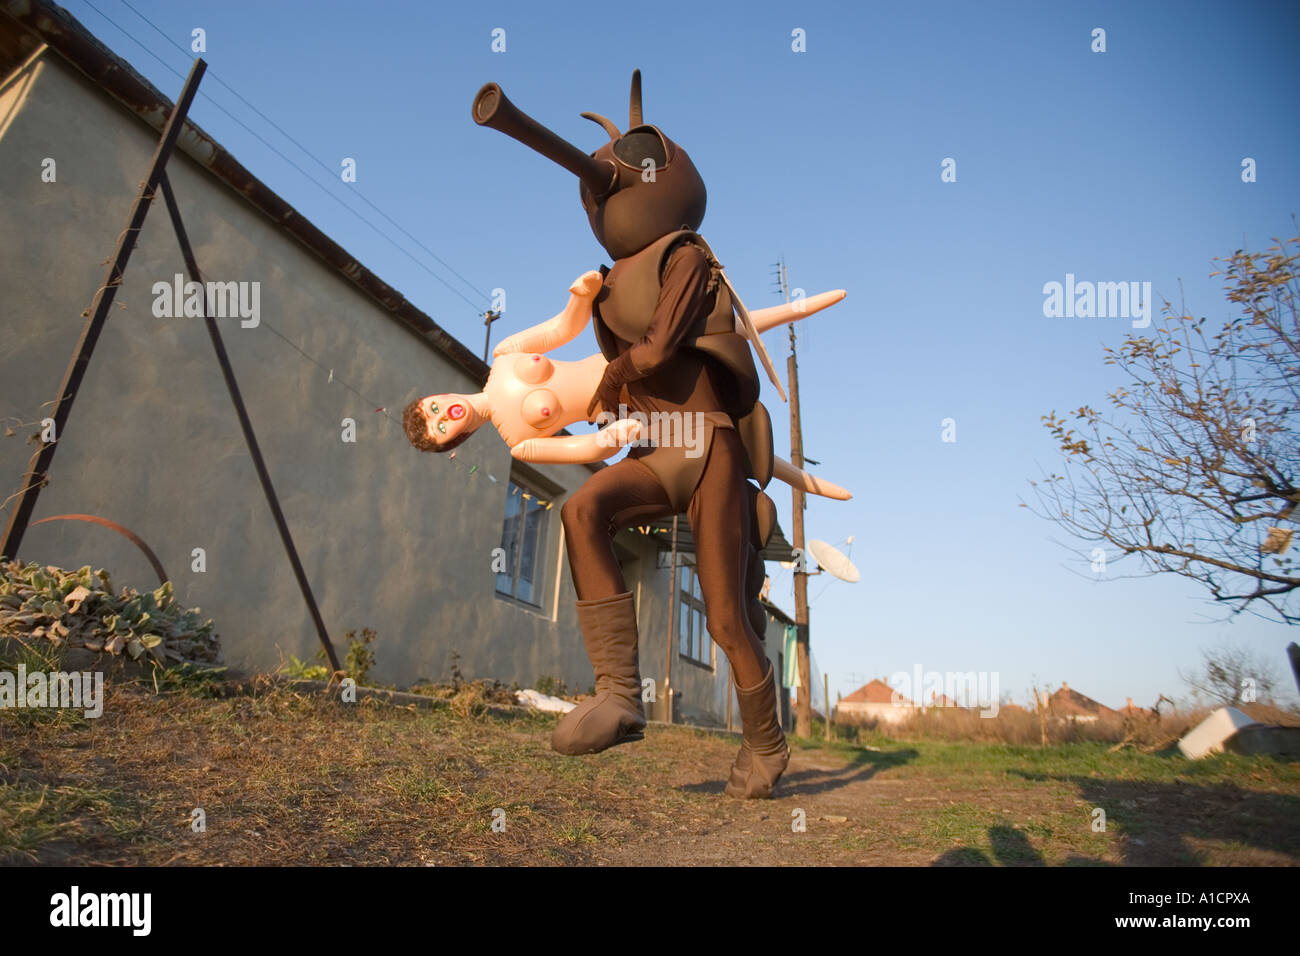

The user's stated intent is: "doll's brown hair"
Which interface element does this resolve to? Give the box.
[402,398,471,454]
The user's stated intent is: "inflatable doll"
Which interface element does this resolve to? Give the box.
[408,72,849,798]
[403,270,847,486]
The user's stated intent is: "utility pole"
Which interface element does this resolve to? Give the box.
[774,258,813,739]
[482,310,501,362]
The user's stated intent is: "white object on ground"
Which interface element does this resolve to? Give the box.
[1177,706,1259,759]
[516,689,577,714]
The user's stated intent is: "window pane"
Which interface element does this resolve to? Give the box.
[504,483,522,519]
[496,507,520,596]
[516,499,546,605]
[679,601,689,657]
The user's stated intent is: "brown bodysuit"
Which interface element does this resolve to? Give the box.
[595,237,735,514]
[472,71,790,782]
[561,237,767,674]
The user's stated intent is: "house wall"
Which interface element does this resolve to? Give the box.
[0,51,599,689]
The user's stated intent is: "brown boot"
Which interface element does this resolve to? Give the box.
[725,660,789,799]
[551,591,646,755]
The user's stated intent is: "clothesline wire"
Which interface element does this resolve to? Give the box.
[79,0,491,316]
[247,314,523,492]
[116,0,492,307]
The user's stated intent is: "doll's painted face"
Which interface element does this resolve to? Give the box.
[417,393,478,449]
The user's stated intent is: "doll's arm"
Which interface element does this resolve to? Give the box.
[746,289,847,335]
[510,419,643,464]
[772,456,852,500]
[492,271,603,357]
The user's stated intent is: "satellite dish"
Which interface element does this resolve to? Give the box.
[807,539,860,583]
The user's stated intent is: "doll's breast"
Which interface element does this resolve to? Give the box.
[486,354,567,443]
[520,388,562,430]
[514,352,553,384]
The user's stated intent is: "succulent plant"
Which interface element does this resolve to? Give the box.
[0,560,219,666]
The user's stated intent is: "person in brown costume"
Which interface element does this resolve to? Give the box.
[471,72,797,798]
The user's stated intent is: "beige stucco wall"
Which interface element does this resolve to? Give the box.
[0,50,606,689]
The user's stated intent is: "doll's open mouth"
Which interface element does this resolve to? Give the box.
[448,404,465,420]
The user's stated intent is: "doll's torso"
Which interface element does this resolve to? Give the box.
[484,352,607,447]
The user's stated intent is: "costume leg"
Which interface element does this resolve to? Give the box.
[562,457,674,601]
[687,428,767,687]
[553,458,674,755]
[687,427,790,798]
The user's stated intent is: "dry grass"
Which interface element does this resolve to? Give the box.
[832,700,1300,750]
[3,671,1298,866]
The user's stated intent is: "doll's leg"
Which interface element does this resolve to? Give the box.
[553,458,673,755]
[688,428,790,798]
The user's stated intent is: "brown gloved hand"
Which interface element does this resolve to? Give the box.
[586,352,638,422]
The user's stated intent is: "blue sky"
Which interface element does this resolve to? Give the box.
[62,0,1300,709]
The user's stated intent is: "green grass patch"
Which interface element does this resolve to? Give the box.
[0,781,146,863]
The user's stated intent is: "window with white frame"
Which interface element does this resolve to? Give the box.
[495,477,551,606]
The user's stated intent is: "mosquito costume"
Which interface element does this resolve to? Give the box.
[471,71,800,797]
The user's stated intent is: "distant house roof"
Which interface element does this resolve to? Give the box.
[925,691,961,708]
[1119,696,1149,717]
[1047,681,1116,718]
[841,678,911,706]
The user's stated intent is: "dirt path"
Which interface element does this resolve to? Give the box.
[2,681,1297,866]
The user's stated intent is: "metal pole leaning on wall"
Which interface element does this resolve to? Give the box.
[156,172,341,675]
[1,59,208,561]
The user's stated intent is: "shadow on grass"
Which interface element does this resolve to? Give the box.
[1016,770,1300,865]
[678,745,918,797]
[933,825,1050,866]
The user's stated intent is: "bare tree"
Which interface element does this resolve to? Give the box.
[1179,638,1282,707]
[1025,235,1300,624]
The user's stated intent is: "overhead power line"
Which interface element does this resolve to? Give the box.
[79,0,491,316]
[117,0,491,307]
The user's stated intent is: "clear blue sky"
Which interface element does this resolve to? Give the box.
[63,0,1300,709]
